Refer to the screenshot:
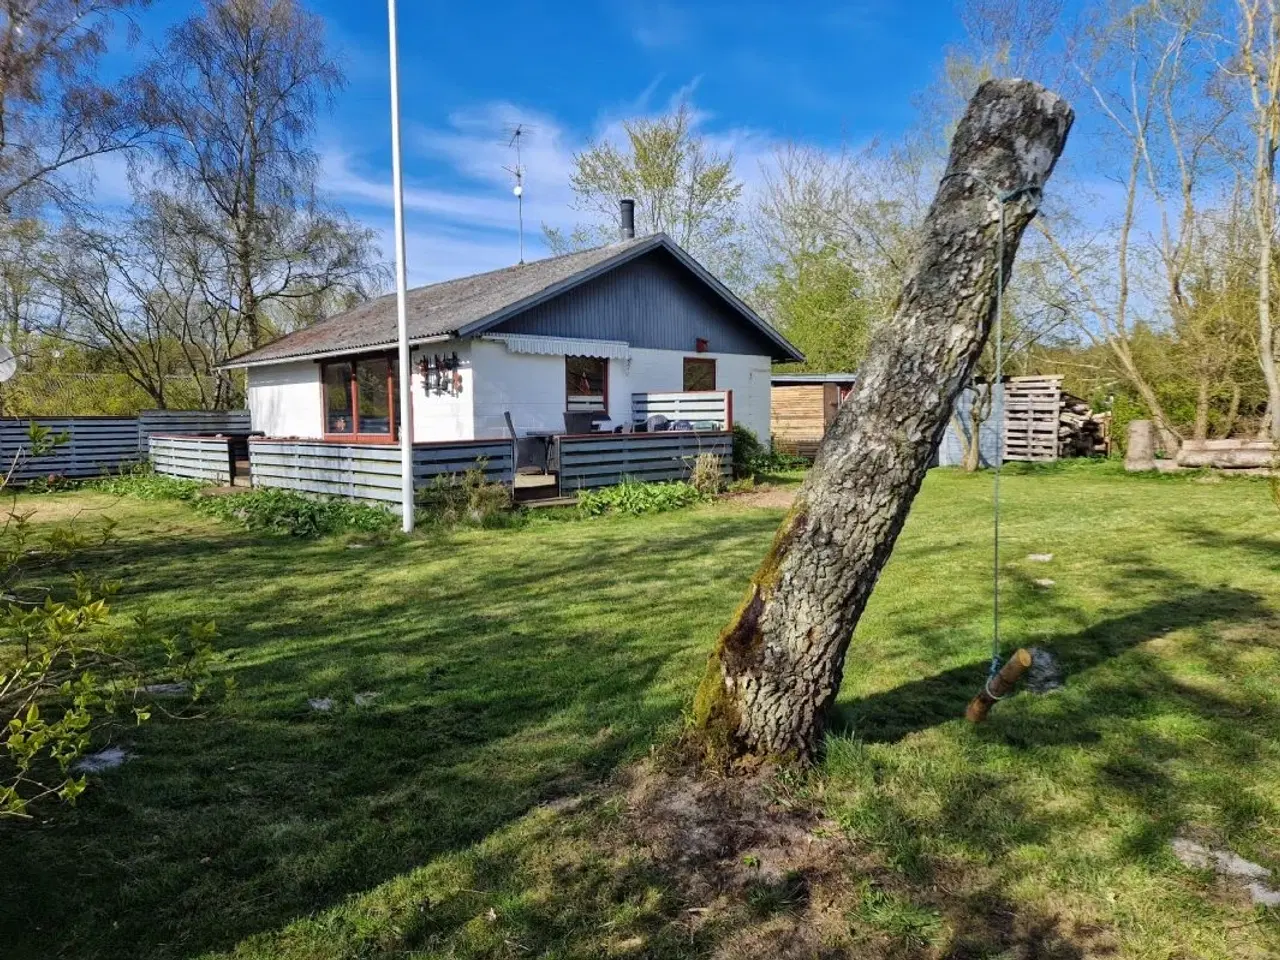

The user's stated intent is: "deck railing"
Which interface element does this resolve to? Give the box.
[149,435,234,484]
[557,430,732,491]
[247,438,515,508]
[630,390,732,430]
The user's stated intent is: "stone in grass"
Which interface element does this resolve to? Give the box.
[308,697,334,712]
[1171,837,1280,907]
[1027,553,1054,563]
[1025,647,1064,694]
[353,691,381,707]
[1033,578,1056,588]
[74,746,131,773]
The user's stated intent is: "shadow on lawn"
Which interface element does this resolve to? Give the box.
[836,586,1269,744]
[2,508,781,960]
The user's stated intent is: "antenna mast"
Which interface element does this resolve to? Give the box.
[504,124,528,264]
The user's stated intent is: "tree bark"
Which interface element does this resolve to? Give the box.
[690,79,1073,764]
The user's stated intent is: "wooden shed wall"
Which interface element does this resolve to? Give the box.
[770,384,837,457]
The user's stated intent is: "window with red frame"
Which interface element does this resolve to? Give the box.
[321,357,398,442]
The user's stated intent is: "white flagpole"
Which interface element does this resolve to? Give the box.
[387,0,414,533]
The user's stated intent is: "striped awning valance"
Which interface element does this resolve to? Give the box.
[483,333,630,360]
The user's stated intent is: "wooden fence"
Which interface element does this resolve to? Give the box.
[138,409,250,444]
[631,391,732,429]
[557,431,733,491]
[149,435,233,484]
[0,417,143,482]
[248,438,515,508]
[0,410,251,483]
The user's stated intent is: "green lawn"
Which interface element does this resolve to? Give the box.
[4,464,1279,959]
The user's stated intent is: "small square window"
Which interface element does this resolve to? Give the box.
[683,358,716,391]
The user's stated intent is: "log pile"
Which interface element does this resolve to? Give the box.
[1003,376,1110,462]
[1058,394,1111,458]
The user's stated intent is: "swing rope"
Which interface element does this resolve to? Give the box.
[938,171,1042,683]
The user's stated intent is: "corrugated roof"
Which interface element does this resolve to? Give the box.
[226,233,802,366]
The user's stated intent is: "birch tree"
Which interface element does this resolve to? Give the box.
[137,0,383,350]
[691,79,1073,763]
[1232,0,1280,439]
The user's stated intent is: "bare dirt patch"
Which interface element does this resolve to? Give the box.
[724,485,799,510]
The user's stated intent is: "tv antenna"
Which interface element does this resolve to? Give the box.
[503,123,532,264]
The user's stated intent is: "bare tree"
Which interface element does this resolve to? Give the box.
[0,0,147,218]
[136,0,384,349]
[1230,0,1280,440]
[690,80,1072,764]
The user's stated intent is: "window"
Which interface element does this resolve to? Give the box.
[566,356,607,411]
[683,357,716,391]
[321,357,397,442]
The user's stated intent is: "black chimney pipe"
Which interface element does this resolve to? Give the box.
[620,198,635,240]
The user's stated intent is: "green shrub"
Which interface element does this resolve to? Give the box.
[576,479,706,517]
[2,425,222,819]
[415,465,512,527]
[88,465,206,501]
[732,424,810,477]
[193,488,397,537]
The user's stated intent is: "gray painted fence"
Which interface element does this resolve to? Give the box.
[0,417,142,481]
[138,409,250,444]
[558,431,733,491]
[0,410,250,483]
[938,385,1003,468]
[249,438,515,508]
[150,435,233,483]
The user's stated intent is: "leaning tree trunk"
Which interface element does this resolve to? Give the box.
[691,79,1073,765]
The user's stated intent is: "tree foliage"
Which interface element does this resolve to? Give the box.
[545,103,745,282]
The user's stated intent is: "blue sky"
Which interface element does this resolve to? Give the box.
[114,1,966,285]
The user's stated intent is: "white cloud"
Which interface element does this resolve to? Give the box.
[319,83,838,282]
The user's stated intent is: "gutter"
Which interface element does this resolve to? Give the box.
[220,334,454,370]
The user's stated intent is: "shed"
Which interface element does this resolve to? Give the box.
[769,373,857,456]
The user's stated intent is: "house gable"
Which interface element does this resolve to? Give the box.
[487,247,781,358]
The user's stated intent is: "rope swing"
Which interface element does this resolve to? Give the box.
[939,170,1039,723]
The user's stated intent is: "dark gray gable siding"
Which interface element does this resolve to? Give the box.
[490,248,779,356]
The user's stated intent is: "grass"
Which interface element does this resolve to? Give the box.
[3,461,1279,958]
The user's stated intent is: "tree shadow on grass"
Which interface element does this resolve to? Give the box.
[1,508,783,960]
[834,587,1269,744]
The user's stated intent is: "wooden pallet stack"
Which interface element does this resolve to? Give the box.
[1002,375,1064,462]
[1001,375,1110,462]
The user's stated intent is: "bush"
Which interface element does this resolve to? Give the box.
[577,478,706,517]
[415,465,513,527]
[194,488,398,537]
[1,425,222,818]
[88,465,206,501]
[689,452,725,496]
[732,424,809,478]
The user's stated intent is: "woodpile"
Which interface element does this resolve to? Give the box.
[1003,375,1110,462]
[1059,394,1111,458]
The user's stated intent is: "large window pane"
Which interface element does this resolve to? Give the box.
[566,356,607,411]
[683,358,716,391]
[355,359,391,435]
[324,363,354,433]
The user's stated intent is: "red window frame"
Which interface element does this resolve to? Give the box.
[682,357,717,391]
[320,355,398,444]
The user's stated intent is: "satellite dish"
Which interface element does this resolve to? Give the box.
[0,345,17,383]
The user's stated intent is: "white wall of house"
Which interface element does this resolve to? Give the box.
[410,341,475,442]
[245,340,775,444]
[245,360,323,439]
[622,348,772,441]
[470,338,567,438]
